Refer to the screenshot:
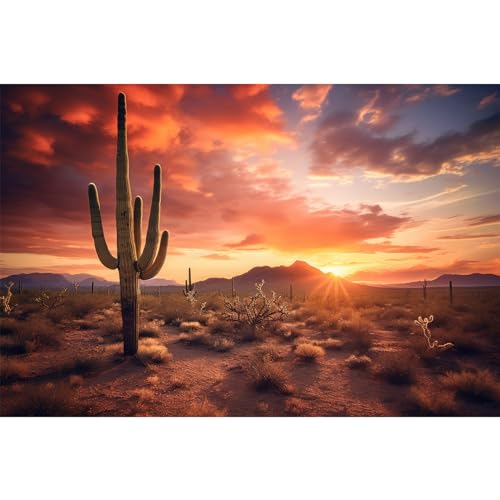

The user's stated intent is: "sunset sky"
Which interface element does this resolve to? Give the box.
[1,84,499,284]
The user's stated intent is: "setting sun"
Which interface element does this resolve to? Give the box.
[323,265,350,277]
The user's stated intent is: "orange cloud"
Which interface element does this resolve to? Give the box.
[478,92,498,110]
[292,85,332,110]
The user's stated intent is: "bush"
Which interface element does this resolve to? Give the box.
[321,338,344,350]
[0,316,61,354]
[409,386,458,416]
[375,351,418,385]
[345,354,372,369]
[185,399,227,416]
[139,339,172,364]
[294,343,325,361]
[249,359,294,394]
[4,383,83,416]
[442,370,500,403]
[139,319,164,338]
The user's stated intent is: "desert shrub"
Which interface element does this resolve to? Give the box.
[0,357,29,384]
[321,338,344,350]
[295,342,325,361]
[63,295,110,319]
[409,386,458,416]
[51,356,105,378]
[185,399,227,417]
[248,359,294,394]
[5,383,82,416]
[209,319,235,335]
[178,330,212,346]
[379,306,409,321]
[139,339,172,364]
[97,315,122,342]
[375,351,418,385]
[256,343,286,362]
[442,370,500,403]
[347,328,373,353]
[179,321,202,332]
[0,316,61,353]
[139,319,164,338]
[345,354,372,369]
[445,330,489,355]
[223,280,289,337]
[212,337,235,352]
[284,397,309,416]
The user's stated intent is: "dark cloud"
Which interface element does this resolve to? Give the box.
[310,110,500,179]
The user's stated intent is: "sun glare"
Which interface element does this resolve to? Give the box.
[324,265,349,277]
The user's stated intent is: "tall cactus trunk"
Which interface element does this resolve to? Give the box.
[88,92,169,357]
[116,93,140,355]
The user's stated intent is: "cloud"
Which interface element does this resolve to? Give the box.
[478,92,498,110]
[310,111,500,179]
[226,234,266,249]
[292,85,332,110]
[437,233,499,240]
[466,214,500,227]
[202,253,232,260]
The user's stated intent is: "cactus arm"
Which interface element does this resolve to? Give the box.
[133,195,143,257]
[139,230,169,280]
[88,183,118,269]
[137,164,162,270]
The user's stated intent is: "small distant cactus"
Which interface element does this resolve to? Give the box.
[1,282,15,315]
[183,267,196,297]
[413,315,454,351]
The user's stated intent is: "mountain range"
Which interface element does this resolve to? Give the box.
[379,273,500,288]
[1,264,499,291]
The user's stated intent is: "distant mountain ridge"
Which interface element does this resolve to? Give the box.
[0,272,179,289]
[195,260,356,294]
[1,268,498,292]
[380,273,500,288]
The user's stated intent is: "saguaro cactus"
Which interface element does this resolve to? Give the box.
[183,267,196,296]
[88,92,169,355]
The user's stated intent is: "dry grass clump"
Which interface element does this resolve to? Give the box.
[178,330,211,346]
[256,343,286,361]
[345,354,372,369]
[0,357,29,384]
[179,321,202,332]
[442,369,500,403]
[444,330,489,355]
[409,386,458,416]
[209,319,235,335]
[249,359,294,394]
[185,399,227,417]
[284,397,309,416]
[4,383,82,416]
[321,338,344,350]
[139,319,164,338]
[0,316,61,355]
[97,314,123,343]
[374,351,418,385]
[295,342,325,361]
[211,337,235,352]
[139,339,172,364]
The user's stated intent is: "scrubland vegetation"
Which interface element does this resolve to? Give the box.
[1,284,499,416]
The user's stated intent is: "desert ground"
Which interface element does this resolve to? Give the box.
[1,284,499,416]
